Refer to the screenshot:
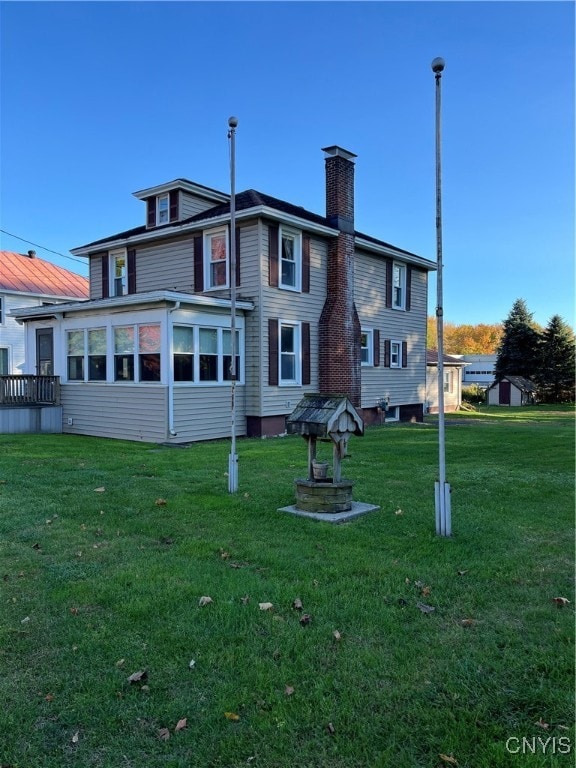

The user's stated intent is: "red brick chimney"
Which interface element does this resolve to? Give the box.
[318,146,361,406]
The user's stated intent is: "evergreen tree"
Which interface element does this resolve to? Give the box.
[494,299,541,380]
[536,315,576,402]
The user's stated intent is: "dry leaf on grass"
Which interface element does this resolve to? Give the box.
[292,598,303,611]
[461,618,475,627]
[198,596,213,607]
[240,595,250,605]
[71,731,80,744]
[439,754,458,765]
[333,630,342,641]
[327,722,336,735]
[552,597,570,607]
[299,614,312,626]
[158,727,170,741]
[284,685,295,696]
[224,712,240,721]
[416,602,436,614]
[155,498,167,506]
[127,670,148,684]
[174,718,187,732]
[259,602,274,611]
[534,718,550,729]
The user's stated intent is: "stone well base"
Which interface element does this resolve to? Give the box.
[294,478,354,514]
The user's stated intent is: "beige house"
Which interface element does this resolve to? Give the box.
[425,350,467,413]
[11,146,436,443]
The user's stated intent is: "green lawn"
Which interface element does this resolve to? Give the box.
[0,405,574,767]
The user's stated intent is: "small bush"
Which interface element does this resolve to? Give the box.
[462,384,486,405]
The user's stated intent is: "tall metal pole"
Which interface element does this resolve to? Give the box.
[228,116,239,493]
[431,57,451,536]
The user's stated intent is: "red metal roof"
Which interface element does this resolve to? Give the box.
[0,251,89,299]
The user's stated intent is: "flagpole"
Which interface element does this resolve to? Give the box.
[431,57,451,536]
[228,116,239,493]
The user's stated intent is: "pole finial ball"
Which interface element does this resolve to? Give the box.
[228,116,239,128]
[431,57,445,73]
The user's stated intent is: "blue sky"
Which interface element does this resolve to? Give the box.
[1,0,574,328]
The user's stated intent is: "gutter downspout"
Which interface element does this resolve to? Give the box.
[167,301,181,437]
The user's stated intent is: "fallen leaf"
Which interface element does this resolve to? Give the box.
[155,498,167,506]
[284,685,295,696]
[299,613,312,626]
[259,602,274,611]
[32,543,41,550]
[327,722,336,735]
[158,727,170,741]
[21,616,30,624]
[461,618,475,627]
[71,731,79,744]
[188,659,196,669]
[552,597,570,607]
[45,693,54,701]
[127,670,148,684]
[219,549,231,559]
[394,508,403,515]
[333,630,342,641]
[292,598,303,611]
[224,712,240,721]
[421,585,431,597]
[70,607,79,615]
[534,718,550,729]
[439,755,458,765]
[174,718,187,732]
[240,595,250,605]
[198,596,213,607]
[93,487,106,493]
[457,570,468,576]
[416,602,436,614]
[115,658,125,668]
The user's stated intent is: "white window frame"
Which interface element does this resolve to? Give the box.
[386,406,400,422]
[0,346,10,374]
[361,328,374,366]
[279,320,301,386]
[279,226,302,292]
[172,324,243,386]
[392,262,406,310]
[390,340,402,368]
[0,297,3,324]
[204,228,229,290]
[110,249,127,297]
[443,370,452,393]
[157,193,170,225]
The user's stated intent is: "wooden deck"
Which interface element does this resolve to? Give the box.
[0,375,61,406]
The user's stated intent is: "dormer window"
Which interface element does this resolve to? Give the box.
[157,194,169,224]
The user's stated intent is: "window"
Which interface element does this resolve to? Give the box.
[392,262,406,310]
[157,194,169,225]
[173,326,194,382]
[88,329,107,381]
[0,348,8,374]
[280,322,299,385]
[110,250,127,297]
[0,297,3,324]
[223,329,240,381]
[443,370,452,393]
[138,325,161,382]
[199,328,218,381]
[390,341,401,368]
[279,227,301,290]
[205,229,228,289]
[114,326,135,381]
[67,330,85,380]
[361,329,373,366]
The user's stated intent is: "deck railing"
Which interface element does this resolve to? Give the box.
[0,375,61,406]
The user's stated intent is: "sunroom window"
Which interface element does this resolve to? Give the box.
[138,325,161,382]
[67,330,85,381]
[88,328,107,381]
[173,326,194,382]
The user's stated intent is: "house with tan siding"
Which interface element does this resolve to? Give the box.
[11,146,436,443]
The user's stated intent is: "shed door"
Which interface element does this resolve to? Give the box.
[499,380,511,405]
[36,328,54,375]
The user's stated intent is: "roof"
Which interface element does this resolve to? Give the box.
[286,394,364,439]
[0,251,89,299]
[426,350,468,366]
[488,375,538,392]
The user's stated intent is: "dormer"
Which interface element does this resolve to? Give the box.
[133,179,230,229]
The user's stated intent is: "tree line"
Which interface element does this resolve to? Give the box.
[427,318,502,354]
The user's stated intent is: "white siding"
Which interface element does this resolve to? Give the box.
[61,384,168,442]
[1,293,68,373]
[172,385,246,443]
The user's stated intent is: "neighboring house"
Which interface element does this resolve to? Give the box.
[0,251,89,374]
[487,376,538,406]
[11,146,436,443]
[456,354,497,389]
[425,350,467,413]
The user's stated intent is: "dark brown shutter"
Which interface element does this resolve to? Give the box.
[236,227,241,287]
[385,259,392,308]
[302,234,310,293]
[384,339,390,368]
[268,224,279,287]
[302,322,311,385]
[373,329,380,367]
[268,319,279,386]
[169,190,179,222]
[101,252,109,299]
[127,249,136,294]
[193,234,204,292]
[406,266,412,311]
[147,197,156,228]
[402,341,408,368]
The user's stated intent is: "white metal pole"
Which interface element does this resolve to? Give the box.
[228,116,239,493]
[432,57,451,536]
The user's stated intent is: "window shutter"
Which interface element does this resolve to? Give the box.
[127,249,136,294]
[229,225,241,287]
[406,266,412,311]
[268,319,279,386]
[268,224,279,287]
[385,259,392,308]
[302,322,311,385]
[147,197,156,228]
[302,234,310,293]
[193,235,204,292]
[373,329,380,367]
[402,341,408,368]
[101,252,109,299]
[169,190,179,222]
[384,339,390,368]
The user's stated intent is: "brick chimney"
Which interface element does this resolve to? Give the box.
[318,146,361,407]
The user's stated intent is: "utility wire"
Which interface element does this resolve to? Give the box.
[0,229,86,267]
